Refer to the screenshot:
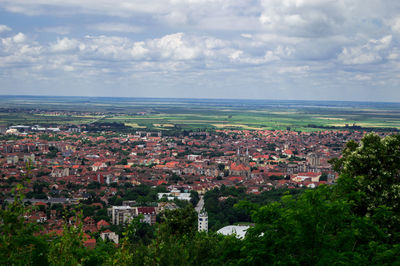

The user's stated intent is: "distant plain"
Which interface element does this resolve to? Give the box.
[1,95,400,132]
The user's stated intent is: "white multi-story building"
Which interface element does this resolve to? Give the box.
[198,211,208,232]
[109,206,137,225]
[108,205,157,225]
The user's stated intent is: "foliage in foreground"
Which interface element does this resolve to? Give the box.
[2,133,400,265]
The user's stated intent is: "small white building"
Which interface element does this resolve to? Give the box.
[23,154,35,164]
[217,225,250,239]
[158,190,191,201]
[6,155,18,164]
[101,229,119,244]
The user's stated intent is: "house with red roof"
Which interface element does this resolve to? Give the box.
[292,172,321,182]
[283,149,293,157]
[84,216,95,225]
[84,238,96,249]
[229,162,250,177]
[137,207,156,225]
[92,161,107,171]
[97,219,110,230]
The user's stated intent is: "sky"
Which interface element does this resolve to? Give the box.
[0,0,400,102]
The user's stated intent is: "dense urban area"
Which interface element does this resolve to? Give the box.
[2,0,400,263]
[2,111,400,264]
[0,123,386,231]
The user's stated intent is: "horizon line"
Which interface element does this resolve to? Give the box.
[1,94,400,104]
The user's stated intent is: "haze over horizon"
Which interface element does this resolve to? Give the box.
[1,1,400,102]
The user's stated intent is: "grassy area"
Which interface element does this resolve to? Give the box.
[1,96,400,131]
[100,110,400,131]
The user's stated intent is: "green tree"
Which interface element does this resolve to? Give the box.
[169,173,182,183]
[124,216,155,246]
[240,186,382,265]
[332,133,400,218]
[319,172,328,181]
[84,238,116,265]
[158,205,197,238]
[0,184,49,265]
[190,190,200,207]
[48,213,87,266]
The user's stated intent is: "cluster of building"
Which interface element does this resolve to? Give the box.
[1,128,379,194]
[0,126,393,245]
[109,201,157,225]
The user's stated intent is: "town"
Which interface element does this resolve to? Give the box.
[2,0,400,262]
[1,122,391,248]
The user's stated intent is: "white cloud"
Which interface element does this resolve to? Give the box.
[278,65,310,74]
[2,33,26,50]
[159,11,188,25]
[0,25,12,33]
[1,0,399,40]
[50,38,80,52]
[87,23,142,33]
[12,32,26,43]
[37,26,71,35]
[0,31,236,76]
[354,74,371,81]
[230,49,279,65]
[63,65,75,71]
[148,33,200,60]
[2,1,400,100]
[388,48,400,60]
[240,33,252,39]
[389,16,400,33]
[339,49,381,65]
[0,33,42,68]
[130,42,149,59]
[370,35,392,51]
[259,0,346,38]
[338,35,393,65]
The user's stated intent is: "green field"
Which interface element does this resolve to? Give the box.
[99,110,400,131]
[1,96,400,132]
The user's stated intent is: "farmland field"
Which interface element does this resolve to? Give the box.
[1,95,400,132]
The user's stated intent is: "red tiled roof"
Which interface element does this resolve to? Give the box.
[230,163,249,172]
[97,219,110,230]
[284,149,293,155]
[84,238,96,249]
[228,176,243,182]
[84,216,94,223]
[157,180,168,185]
[296,172,321,177]
[137,207,156,214]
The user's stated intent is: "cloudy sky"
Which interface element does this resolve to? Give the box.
[1,0,400,101]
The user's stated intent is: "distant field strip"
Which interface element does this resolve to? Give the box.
[212,124,265,130]
[2,96,400,131]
